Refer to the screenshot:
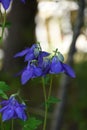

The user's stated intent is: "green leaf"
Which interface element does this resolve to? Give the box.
[23,117,42,130]
[0,22,11,28]
[0,90,8,99]
[0,81,10,91]
[46,96,61,104]
[5,22,11,28]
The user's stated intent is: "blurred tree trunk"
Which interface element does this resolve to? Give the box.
[51,0,85,130]
[3,0,37,72]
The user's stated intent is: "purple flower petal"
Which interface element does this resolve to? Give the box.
[0,105,8,113]
[0,97,27,121]
[38,51,50,63]
[1,0,11,10]
[25,53,35,61]
[34,67,42,76]
[0,0,25,10]
[21,69,33,84]
[63,63,76,78]
[2,108,14,121]
[14,48,30,58]
[15,107,27,121]
[50,61,63,74]
[0,100,8,105]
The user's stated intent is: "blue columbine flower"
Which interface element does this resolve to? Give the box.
[14,44,76,84]
[16,58,51,84]
[19,61,42,84]
[14,44,40,61]
[14,44,50,84]
[0,0,25,10]
[14,44,50,62]
[38,51,50,64]
[38,58,51,76]
[0,96,27,121]
[50,55,76,78]
[0,0,11,10]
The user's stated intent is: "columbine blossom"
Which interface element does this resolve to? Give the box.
[14,44,40,59]
[14,44,76,84]
[14,44,50,62]
[16,59,51,85]
[50,56,76,78]
[21,62,42,84]
[0,0,25,10]
[0,0,11,10]
[0,96,27,121]
[38,58,51,76]
[14,44,50,84]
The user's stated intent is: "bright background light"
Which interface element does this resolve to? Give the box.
[35,0,87,54]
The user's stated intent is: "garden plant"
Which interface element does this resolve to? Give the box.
[0,1,76,130]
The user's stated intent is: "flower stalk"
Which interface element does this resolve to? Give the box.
[42,77,48,130]
[42,76,53,130]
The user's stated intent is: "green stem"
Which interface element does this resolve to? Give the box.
[42,77,48,130]
[48,75,53,98]
[43,104,48,130]
[42,76,53,130]
[0,10,6,43]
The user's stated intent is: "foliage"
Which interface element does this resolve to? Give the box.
[0,81,10,99]
[22,117,42,130]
